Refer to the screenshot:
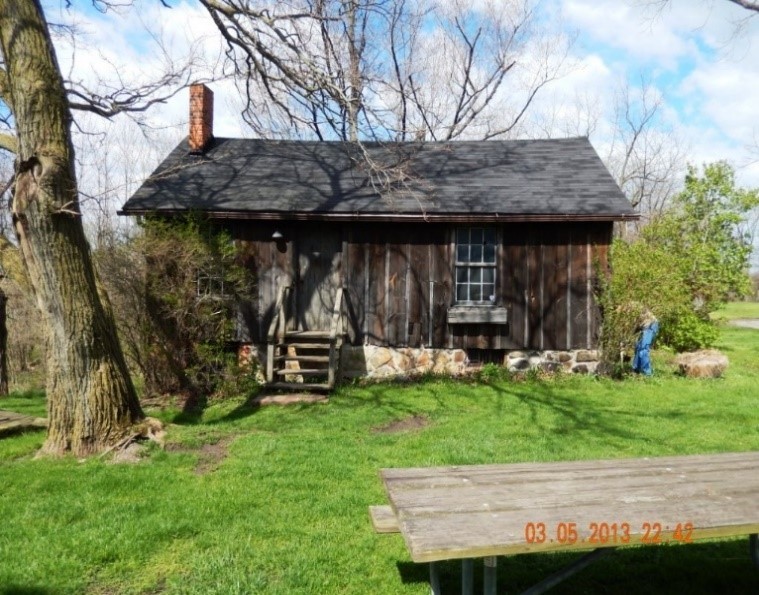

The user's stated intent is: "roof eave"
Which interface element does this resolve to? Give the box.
[118,209,639,222]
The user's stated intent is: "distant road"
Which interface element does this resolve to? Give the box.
[730,319,759,330]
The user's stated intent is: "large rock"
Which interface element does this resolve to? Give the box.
[675,350,729,378]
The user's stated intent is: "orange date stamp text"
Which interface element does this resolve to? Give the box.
[523,521,694,546]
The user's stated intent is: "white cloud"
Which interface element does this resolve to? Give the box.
[561,0,700,69]
[550,0,759,187]
[680,56,759,143]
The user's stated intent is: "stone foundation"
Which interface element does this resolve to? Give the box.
[341,345,601,378]
[341,345,468,378]
[239,343,601,382]
[503,350,600,375]
[237,344,266,383]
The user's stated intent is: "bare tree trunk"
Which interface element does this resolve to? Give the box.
[345,0,363,143]
[0,288,7,396]
[0,0,143,455]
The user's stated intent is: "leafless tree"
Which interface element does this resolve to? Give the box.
[0,0,205,456]
[606,79,686,222]
[199,0,570,147]
[530,89,601,139]
[74,115,183,248]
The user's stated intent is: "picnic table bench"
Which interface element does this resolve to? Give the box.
[372,451,759,594]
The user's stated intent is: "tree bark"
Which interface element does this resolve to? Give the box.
[0,0,143,455]
[0,287,8,396]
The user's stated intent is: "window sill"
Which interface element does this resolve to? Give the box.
[447,306,508,324]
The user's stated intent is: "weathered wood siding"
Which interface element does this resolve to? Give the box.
[229,221,611,351]
[343,225,452,348]
[229,222,296,343]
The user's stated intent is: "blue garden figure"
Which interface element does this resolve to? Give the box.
[632,311,659,376]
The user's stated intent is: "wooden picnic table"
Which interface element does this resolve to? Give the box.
[376,451,759,594]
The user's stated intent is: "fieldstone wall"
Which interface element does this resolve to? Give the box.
[239,343,601,383]
[237,343,266,383]
[504,350,600,375]
[341,345,468,378]
[341,345,601,378]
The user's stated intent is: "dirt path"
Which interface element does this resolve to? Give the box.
[0,410,47,436]
[729,319,759,330]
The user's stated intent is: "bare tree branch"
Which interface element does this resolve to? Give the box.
[0,132,16,154]
[67,74,191,118]
[0,66,11,111]
[200,0,569,141]
[605,77,686,226]
[645,0,759,13]
[724,0,758,11]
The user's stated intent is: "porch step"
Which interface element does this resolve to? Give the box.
[275,369,329,377]
[278,342,331,350]
[285,331,331,340]
[268,381,331,392]
[274,355,331,363]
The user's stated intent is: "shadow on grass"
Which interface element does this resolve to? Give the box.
[329,375,459,417]
[0,425,46,439]
[337,373,649,455]
[0,586,56,595]
[396,541,758,594]
[171,393,263,426]
[491,381,644,449]
[4,389,46,400]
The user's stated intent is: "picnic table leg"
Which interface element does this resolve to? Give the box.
[430,562,442,595]
[483,556,497,595]
[461,559,473,595]
[750,534,758,570]
[518,548,614,595]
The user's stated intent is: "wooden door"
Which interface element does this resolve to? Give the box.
[297,231,342,330]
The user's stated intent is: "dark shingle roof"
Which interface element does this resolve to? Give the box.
[121,137,636,221]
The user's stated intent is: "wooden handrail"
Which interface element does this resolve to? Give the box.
[329,287,344,342]
[327,287,345,389]
[267,284,291,343]
[266,284,290,383]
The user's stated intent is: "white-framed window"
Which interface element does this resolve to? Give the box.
[196,269,225,299]
[455,227,497,304]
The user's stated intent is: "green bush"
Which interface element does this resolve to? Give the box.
[132,214,256,400]
[658,307,718,353]
[599,162,756,371]
[598,239,696,368]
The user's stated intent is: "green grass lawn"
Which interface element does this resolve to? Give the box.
[712,301,759,321]
[1,323,758,594]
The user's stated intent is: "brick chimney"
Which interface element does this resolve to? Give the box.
[189,83,214,153]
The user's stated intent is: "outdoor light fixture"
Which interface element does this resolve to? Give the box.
[271,230,283,240]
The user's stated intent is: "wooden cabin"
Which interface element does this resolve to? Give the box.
[122,85,637,389]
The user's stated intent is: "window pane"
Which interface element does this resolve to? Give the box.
[457,245,469,262]
[470,285,482,301]
[484,243,495,263]
[470,244,482,262]
[484,284,495,301]
[471,228,483,245]
[484,228,496,244]
[483,267,494,283]
[470,268,481,284]
[457,284,468,302]
[457,228,469,244]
